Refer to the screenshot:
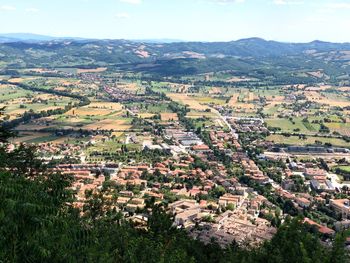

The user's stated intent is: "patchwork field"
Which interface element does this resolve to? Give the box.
[0,85,78,120]
[302,91,350,107]
[167,93,213,111]
[227,92,257,112]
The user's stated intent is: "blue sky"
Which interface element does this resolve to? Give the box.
[0,0,350,42]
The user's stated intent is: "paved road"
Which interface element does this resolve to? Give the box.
[328,173,350,189]
[212,109,239,139]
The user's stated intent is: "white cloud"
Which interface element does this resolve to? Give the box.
[325,2,350,9]
[0,5,16,11]
[115,13,130,19]
[120,0,142,4]
[274,0,303,5]
[26,7,39,13]
[213,0,245,4]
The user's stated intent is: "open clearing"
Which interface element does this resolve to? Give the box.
[160,113,178,121]
[83,119,132,131]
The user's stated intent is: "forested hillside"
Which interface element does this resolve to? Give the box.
[0,38,349,80]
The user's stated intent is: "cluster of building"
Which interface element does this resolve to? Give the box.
[241,158,270,184]
[14,72,350,250]
[227,117,268,134]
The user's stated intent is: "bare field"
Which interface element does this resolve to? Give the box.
[167,93,211,111]
[303,91,350,107]
[7,77,36,83]
[65,107,115,117]
[338,87,350,92]
[186,111,218,119]
[305,85,332,91]
[83,119,131,131]
[0,84,12,89]
[160,113,178,121]
[137,113,156,119]
[228,94,239,106]
[77,67,107,74]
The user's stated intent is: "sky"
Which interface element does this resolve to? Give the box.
[0,0,350,42]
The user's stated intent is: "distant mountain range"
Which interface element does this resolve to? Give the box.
[0,33,93,43]
[0,33,184,44]
[0,34,349,81]
[1,33,350,60]
[1,33,349,45]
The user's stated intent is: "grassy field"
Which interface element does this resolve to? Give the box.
[128,102,171,114]
[335,166,350,172]
[266,118,320,134]
[186,111,218,119]
[12,132,53,143]
[0,85,32,101]
[267,134,350,147]
[325,122,350,136]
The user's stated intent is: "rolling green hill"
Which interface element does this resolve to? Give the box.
[0,38,349,81]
